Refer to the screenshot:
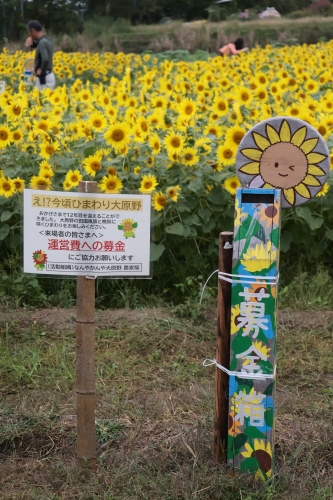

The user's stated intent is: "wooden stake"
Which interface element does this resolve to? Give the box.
[76,180,97,471]
[214,231,234,462]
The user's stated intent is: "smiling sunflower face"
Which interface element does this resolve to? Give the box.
[236,117,330,208]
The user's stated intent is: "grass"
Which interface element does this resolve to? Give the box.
[1,303,333,499]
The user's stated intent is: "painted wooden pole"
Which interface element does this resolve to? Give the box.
[226,188,281,479]
[225,116,330,478]
[76,180,97,471]
[214,231,233,462]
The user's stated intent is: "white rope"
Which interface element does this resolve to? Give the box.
[218,271,279,286]
[199,270,279,304]
[199,269,218,304]
[203,359,276,380]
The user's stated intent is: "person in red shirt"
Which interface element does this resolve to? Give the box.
[219,38,249,56]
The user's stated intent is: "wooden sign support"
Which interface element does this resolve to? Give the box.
[226,188,281,479]
[76,180,97,471]
[214,231,233,461]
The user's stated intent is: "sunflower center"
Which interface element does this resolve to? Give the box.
[171,137,181,148]
[111,129,125,142]
[233,132,244,145]
[230,181,238,189]
[318,125,326,136]
[141,122,148,132]
[91,162,101,171]
[108,167,117,175]
[13,132,21,140]
[0,130,9,141]
[223,149,233,159]
[46,145,55,154]
[144,181,152,189]
[106,180,116,190]
[93,119,102,128]
[14,181,22,189]
[218,102,226,111]
[71,175,79,182]
[39,123,48,131]
[124,222,133,230]
[251,450,272,474]
[157,196,166,206]
[209,128,217,136]
[13,106,21,115]
[3,181,11,191]
[168,189,175,197]
[240,92,250,102]
[184,105,193,115]
[153,141,160,150]
[184,153,193,161]
[265,206,277,218]
[37,180,48,187]
[260,143,308,189]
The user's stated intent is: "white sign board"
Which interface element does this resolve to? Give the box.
[23,189,151,277]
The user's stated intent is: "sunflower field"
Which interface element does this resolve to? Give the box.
[1,42,333,304]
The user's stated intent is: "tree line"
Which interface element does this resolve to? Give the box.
[1,0,314,41]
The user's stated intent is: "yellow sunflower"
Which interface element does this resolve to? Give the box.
[30,176,52,190]
[217,144,236,167]
[178,98,197,119]
[65,169,82,187]
[40,141,60,160]
[153,191,167,211]
[82,154,103,176]
[99,175,123,194]
[316,182,329,197]
[223,176,241,196]
[242,439,272,479]
[241,241,277,273]
[166,185,181,202]
[12,177,25,193]
[0,125,11,148]
[0,177,16,198]
[139,174,158,194]
[164,132,185,155]
[180,147,199,167]
[88,112,108,131]
[239,119,328,206]
[104,122,130,150]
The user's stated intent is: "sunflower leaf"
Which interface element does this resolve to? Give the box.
[244,427,267,439]
[150,242,165,262]
[165,222,184,236]
[1,211,13,222]
[0,224,10,241]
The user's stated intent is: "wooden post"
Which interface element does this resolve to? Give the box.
[76,180,97,471]
[214,231,234,462]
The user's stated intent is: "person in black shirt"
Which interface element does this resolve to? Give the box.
[25,20,56,90]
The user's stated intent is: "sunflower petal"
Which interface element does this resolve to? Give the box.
[283,188,295,205]
[279,120,291,142]
[308,165,326,176]
[295,182,311,198]
[266,124,280,144]
[239,161,260,174]
[252,132,271,151]
[263,182,274,188]
[291,126,306,146]
[303,174,321,186]
[300,138,319,154]
[241,148,262,161]
[306,152,327,164]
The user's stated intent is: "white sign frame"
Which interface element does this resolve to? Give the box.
[23,189,151,277]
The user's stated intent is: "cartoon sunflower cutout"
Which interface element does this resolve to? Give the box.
[118,218,138,238]
[236,117,329,208]
[33,250,47,271]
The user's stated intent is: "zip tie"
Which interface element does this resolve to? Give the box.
[203,359,276,380]
[85,275,96,280]
[85,181,88,192]
[218,271,279,286]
